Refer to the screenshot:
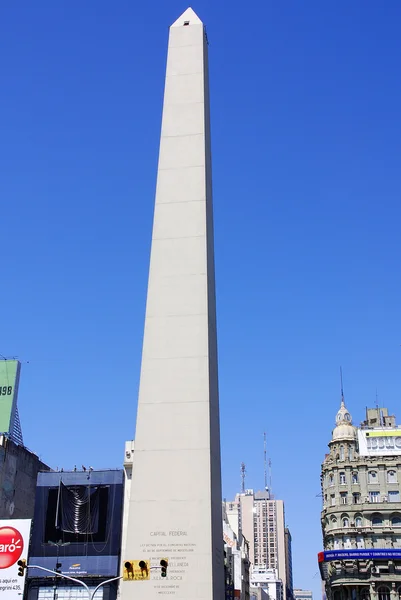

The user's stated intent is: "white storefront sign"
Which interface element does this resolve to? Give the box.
[0,519,31,599]
[358,429,401,456]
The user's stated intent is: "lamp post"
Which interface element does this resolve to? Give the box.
[47,540,71,600]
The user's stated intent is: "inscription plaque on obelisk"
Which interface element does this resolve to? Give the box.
[120,7,224,600]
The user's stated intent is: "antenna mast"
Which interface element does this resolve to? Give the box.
[269,458,272,498]
[340,366,344,402]
[240,462,246,493]
[263,432,268,491]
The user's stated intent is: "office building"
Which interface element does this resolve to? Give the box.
[319,400,401,600]
[26,469,124,600]
[0,360,50,519]
[225,491,293,600]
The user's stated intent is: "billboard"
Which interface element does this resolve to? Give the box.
[319,549,401,562]
[0,519,31,599]
[358,429,401,456]
[28,470,123,579]
[27,555,119,578]
[0,361,20,436]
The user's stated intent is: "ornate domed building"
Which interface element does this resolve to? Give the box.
[319,399,401,600]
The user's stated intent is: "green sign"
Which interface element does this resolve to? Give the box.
[0,361,20,434]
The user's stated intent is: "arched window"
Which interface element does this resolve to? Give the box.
[355,516,363,527]
[392,516,401,527]
[331,515,337,524]
[372,515,382,527]
[340,445,345,460]
[342,517,349,527]
[360,588,370,600]
[352,472,359,484]
[368,471,378,483]
[339,472,346,484]
[387,470,397,483]
[349,446,354,460]
[378,587,390,600]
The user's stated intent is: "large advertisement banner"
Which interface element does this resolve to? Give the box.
[0,361,20,436]
[358,429,401,456]
[0,519,31,599]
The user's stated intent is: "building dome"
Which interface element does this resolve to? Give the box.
[331,399,356,441]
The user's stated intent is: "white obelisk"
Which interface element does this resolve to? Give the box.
[120,7,224,600]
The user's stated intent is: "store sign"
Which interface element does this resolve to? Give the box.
[0,519,31,599]
[27,555,119,577]
[319,548,401,562]
[358,429,401,456]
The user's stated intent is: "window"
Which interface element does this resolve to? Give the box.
[331,494,336,506]
[356,535,365,548]
[389,491,400,503]
[378,587,390,600]
[342,517,349,527]
[352,472,359,484]
[339,472,346,484]
[392,517,401,527]
[355,516,363,527]
[331,516,337,524]
[388,470,397,483]
[334,537,341,549]
[372,516,382,527]
[340,445,345,460]
[349,446,354,460]
[38,588,103,600]
[183,20,190,26]
[368,471,378,483]
[329,474,334,486]
[343,536,352,548]
[369,491,380,503]
[353,493,361,504]
[340,492,348,505]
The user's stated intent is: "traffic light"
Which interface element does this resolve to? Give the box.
[139,560,148,578]
[160,559,168,578]
[123,559,150,581]
[17,559,26,577]
[55,562,62,574]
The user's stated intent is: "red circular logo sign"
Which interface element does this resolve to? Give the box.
[0,527,24,569]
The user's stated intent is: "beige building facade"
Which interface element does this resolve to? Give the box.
[320,401,401,600]
[225,492,292,600]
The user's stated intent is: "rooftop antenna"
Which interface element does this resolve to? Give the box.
[263,432,268,492]
[240,462,246,493]
[376,389,384,426]
[340,366,344,403]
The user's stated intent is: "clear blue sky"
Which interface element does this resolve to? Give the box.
[1,1,401,596]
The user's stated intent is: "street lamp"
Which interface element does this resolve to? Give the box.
[48,540,70,600]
